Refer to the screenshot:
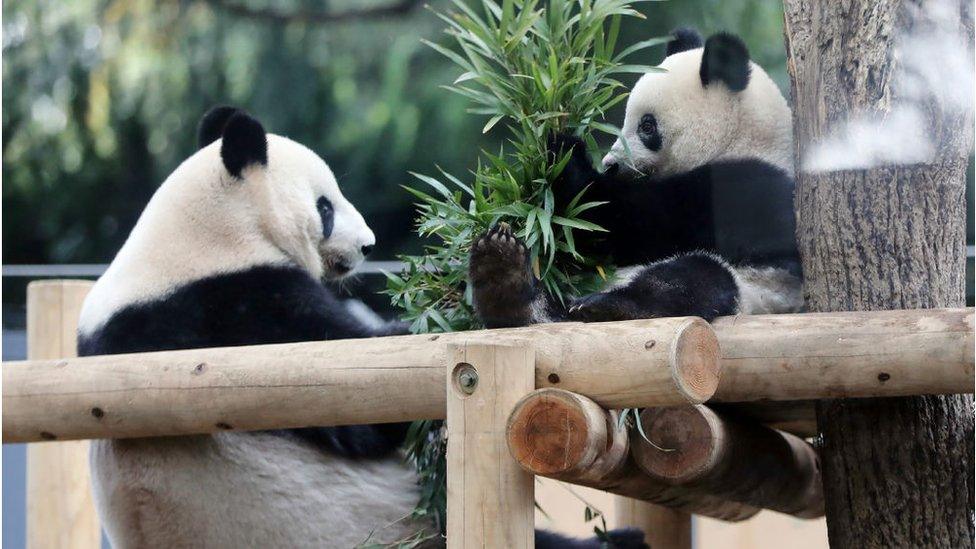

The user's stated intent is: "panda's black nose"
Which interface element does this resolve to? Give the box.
[361,244,374,257]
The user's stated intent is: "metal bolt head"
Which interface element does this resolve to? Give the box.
[455,363,479,395]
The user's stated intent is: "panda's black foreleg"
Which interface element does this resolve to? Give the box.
[469,223,556,328]
[535,527,648,549]
[568,252,740,322]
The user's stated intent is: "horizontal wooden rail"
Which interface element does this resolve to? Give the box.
[711,307,973,402]
[632,405,824,518]
[506,388,759,521]
[3,308,972,443]
[3,317,718,443]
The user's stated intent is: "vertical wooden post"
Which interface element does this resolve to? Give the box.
[446,343,535,548]
[26,280,100,549]
[614,498,692,549]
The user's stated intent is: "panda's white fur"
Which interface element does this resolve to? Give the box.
[79,134,374,336]
[80,111,429,548]
[91,434,423,548]
[604,47,794,178]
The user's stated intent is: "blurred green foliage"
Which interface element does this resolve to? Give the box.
[2,0,788,264]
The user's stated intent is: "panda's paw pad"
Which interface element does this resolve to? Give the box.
[469,222,531,286]
[568,293,637,323]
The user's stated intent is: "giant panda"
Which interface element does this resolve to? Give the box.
[79,107,646,548]
[469,29,803,328]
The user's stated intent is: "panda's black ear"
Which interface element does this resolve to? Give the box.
[220,112,267,179]
[197,106,242,149]
[666,27,703,57]
[699,32,751,92]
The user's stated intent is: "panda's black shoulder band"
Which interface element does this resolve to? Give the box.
[197,105,242,149]
[220,112,268,179]
[666,27,703,57]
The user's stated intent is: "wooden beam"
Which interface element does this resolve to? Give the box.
[5,308,972,444]
[506,388,759,521]
[25,281,101,549]
[712,308,974,402]
[631,405,823,518]
[446,343,535,548]
[614,498,691,549]
[4,316,718,442]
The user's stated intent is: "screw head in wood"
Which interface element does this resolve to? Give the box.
[454,363,479,395]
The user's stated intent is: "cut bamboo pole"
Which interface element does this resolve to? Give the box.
[711,308,973,402]
[446,343,535,549]
[25,281,101,549]
[506,388,759,521]
[614,498,691,549]
[4,316,718,443]
[631,405,823,518]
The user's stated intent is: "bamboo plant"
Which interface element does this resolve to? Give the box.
[383,0,666,539]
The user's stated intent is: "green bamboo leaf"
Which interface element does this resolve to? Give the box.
[551,216,609,232]
[483,114,504,133]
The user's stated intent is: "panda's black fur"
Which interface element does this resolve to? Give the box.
[80,106,647,549]
[470,28,802,327]
[78,264,410,458]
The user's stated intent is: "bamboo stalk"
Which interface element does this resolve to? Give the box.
[4,317,718,443]
[631,405,823,518]
[506,388,759,522]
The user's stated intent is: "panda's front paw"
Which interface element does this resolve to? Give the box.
[567,292,642,323]
[469,222,532,287]
[469,223,539,328]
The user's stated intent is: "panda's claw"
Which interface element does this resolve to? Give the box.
[469,223,537,327]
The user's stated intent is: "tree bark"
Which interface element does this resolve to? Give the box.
[783,0,975,547]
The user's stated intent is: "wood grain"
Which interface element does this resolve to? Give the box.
[784,0,975,546]
[25,281,101,549]
[4,317,719,442]
[506,389,760,521]
[446,343,535,549]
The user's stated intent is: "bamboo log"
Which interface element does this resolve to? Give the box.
[712,308,973,402]
[631,406,823,518]
[4,317,717,443]
[25,281,101,549]
[446,343,534,549]
[506,389,759,521]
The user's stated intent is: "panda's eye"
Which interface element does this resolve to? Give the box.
[637,113,662,151]
[638,114,657,135]
[317,196,333,213]
[317,196,335,238]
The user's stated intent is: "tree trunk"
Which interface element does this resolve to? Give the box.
[783,0,975,547]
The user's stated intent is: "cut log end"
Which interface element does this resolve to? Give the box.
[633,406,724,484]
[671,318,722,404]
[506,388,608,478]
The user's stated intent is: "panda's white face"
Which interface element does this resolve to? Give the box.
[249,135,375,281]
[79,109,375,334]
[603,33,793,179]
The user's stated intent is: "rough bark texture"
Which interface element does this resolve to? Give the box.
[783,0,975,547]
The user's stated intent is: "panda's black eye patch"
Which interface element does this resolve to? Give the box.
[637,113,662,151]
[317,196,335,238]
